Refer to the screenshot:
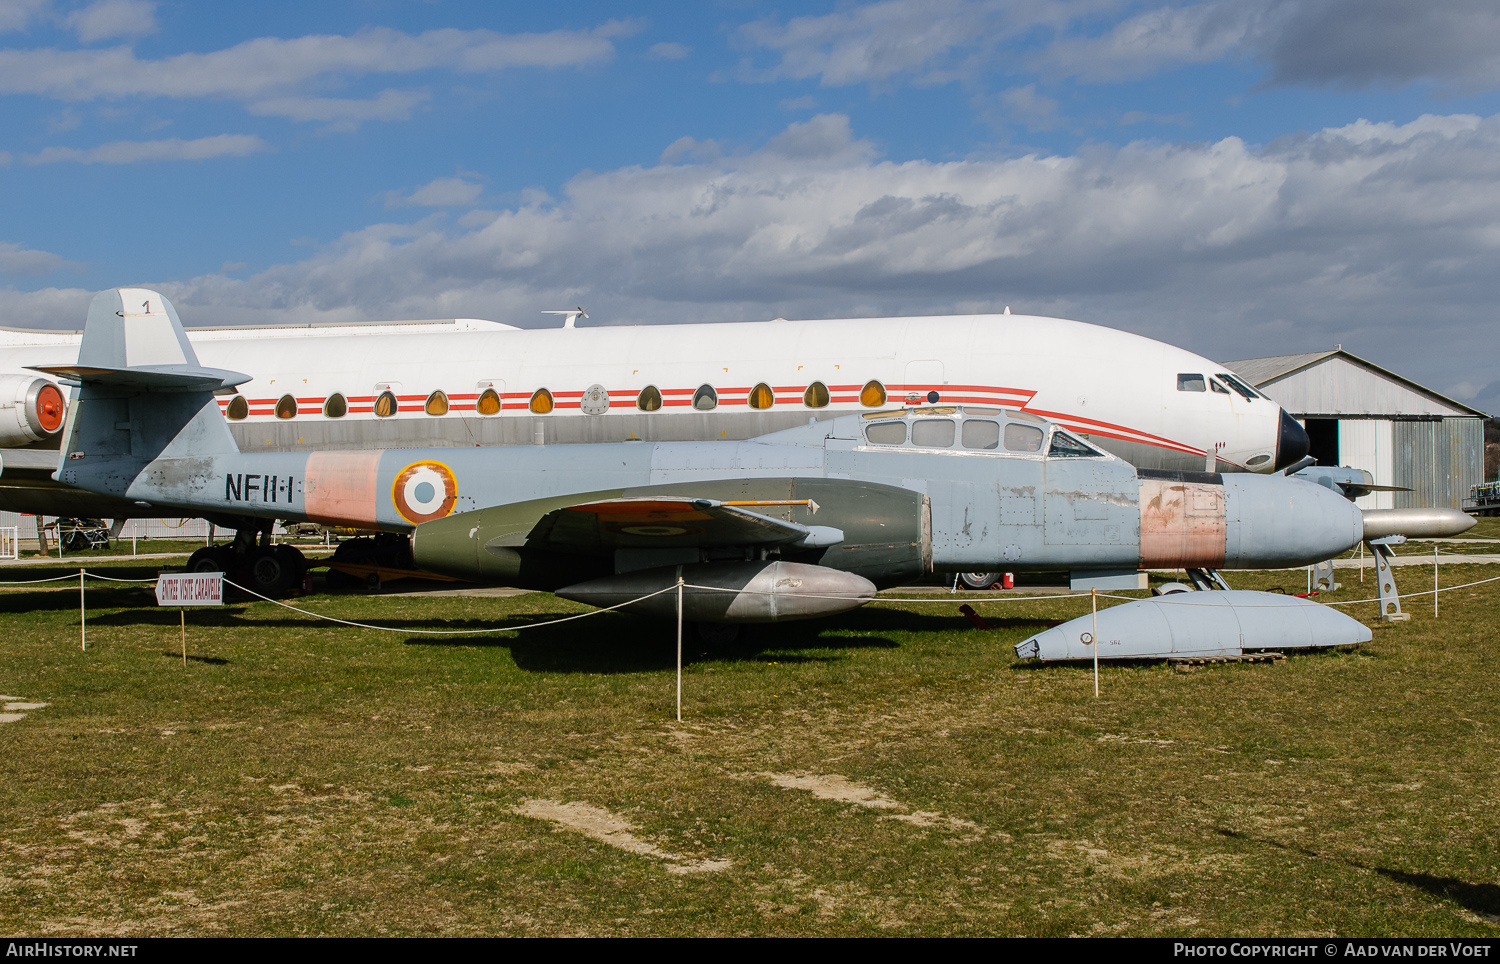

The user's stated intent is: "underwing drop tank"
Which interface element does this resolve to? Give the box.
[556,561,877,623]
[1014,590,1372,661]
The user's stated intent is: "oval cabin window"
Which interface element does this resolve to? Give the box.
[804,382,830,408]
[692,385,717,411]
[860,380,887,407]
[226,396,248,420]
[324,393,347,418]
[275,394,297,420]
[530,389,554,414]
[477,389,501,415]
[748,383,774,410]
[637,386,662,411]
[374,391,398,417]
[425,391,449,416]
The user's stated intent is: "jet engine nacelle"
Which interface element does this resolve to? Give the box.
[0,375,66,446]
[556,561,877,623]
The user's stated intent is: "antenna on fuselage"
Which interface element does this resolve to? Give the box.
[542,307,588,328]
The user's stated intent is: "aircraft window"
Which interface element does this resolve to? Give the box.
[911,406,957,416]
[1003,423,1045,453]
[962,406,1002,417]
[324,393,347,419]
[962,420,1000,450]
[860,380,886,407]
[1008,409,1046,423]
[749,383,774,410]
[1048,431,1102,457]
[1216,373,1259,400]
[275,394,297,420]
[637,385,662,412]
[1177,374,1206,392]
[530,389,554,414]
[692,384,717,411]
[804,382,829,408]
[425,391,449,416]
[226,395,248,420]
[911,419,955,448]
[1210,378,1231,394]
[865,421,906,445]
[477,389,501,415]
[1247,454,1271,466]
[375,391,398,417]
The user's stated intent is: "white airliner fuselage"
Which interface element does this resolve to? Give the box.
[0,307,1307,511]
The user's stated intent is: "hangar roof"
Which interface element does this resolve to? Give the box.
[1223,349,1487,419]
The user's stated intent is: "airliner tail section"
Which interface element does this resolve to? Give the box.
[37,288,248,480]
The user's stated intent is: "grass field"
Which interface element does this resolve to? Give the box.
[2,559,1498,937]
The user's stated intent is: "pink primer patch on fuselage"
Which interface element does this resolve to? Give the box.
[303,451,384,528]
[1139,479,1226,569]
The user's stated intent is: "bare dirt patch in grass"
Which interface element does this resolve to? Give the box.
[514,799,731,875]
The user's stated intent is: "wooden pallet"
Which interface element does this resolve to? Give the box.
[1168,651,1286,667]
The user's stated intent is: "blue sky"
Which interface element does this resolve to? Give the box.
[2,0,1499,405]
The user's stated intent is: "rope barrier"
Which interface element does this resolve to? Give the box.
[0,571,86,585]
[83,571,159,583]
[219,577,680,635]
[9,562,1500,625]
[678,584,1092,599]
[678,569,1500,614]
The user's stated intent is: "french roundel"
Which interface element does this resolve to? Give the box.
[392,460,458,525]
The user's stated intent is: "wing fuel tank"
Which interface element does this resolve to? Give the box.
[556,561,877,623]
[1014,590,1372,661]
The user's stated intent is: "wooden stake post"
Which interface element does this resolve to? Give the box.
[155,572,224,664]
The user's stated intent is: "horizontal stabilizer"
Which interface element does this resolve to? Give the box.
[27,363,250,392]
[500,496,842,553]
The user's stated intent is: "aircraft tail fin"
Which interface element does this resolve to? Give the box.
[39,288,249,475]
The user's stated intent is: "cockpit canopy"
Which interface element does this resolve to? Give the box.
[859,406,1107,458]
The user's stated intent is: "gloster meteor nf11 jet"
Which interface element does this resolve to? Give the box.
[36,287,1381,661]
[0,288,1308,525]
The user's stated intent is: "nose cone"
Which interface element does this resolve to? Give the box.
[1273,409,1310,472]
[1222,475,1363,567]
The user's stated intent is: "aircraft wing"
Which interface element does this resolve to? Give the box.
[499,497,842,554]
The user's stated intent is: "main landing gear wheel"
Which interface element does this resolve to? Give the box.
[958,572,1001,590]
[244,545,295,598]
[187,546,230,573]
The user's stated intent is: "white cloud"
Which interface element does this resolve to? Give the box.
[1039,1,1257,82]
[65,0,156,44]
[733,0,1102,87]
[0,0,50,33]
[24,133,269,163]
[248,88,430,130]
[996,83,1060,130]
[647,42,690,60]
[383,176,484,209]
[0,22,633,102]
[0,284,92,329]
[735,1,1500,95]
[0,240,78,276]
[1038,0,1500,91]
[15,110,1491,394]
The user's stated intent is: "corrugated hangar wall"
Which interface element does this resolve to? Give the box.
[1225,350,1487,511]
[1392,419,1484,510]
